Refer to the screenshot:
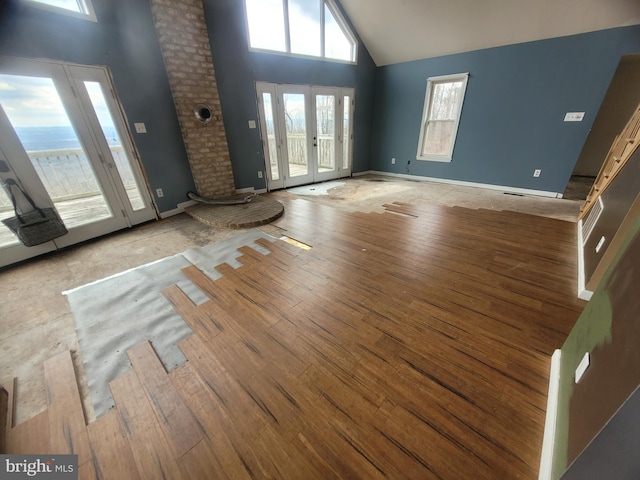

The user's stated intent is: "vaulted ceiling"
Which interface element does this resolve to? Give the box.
[339,0,640,66]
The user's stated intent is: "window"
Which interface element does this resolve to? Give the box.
[417,73,469,162]
[24,0,97,21]
[244,0,357,63]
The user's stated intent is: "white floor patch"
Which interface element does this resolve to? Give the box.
[65,229,276,418]
[287,181,345,196]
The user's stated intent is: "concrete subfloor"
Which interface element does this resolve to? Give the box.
[0,175,581,426]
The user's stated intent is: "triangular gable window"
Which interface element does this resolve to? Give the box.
[245,0,357,63]
[324,2,354,62]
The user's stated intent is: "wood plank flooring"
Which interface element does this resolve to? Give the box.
[1,199,584,479]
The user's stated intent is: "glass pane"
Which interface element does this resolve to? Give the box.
[0,185,20,248]
[245,0,286,52]
[283,93,308,178]
[262,93,279,181]
[0,74,112,229]
[324,4,354,61]
[84,81,145,211]
[28,0,82,13]
[316,94,335,172]
[428,81,464,121]
[343,95,350,170]
[422,120,455,156]
[289,0,321,57]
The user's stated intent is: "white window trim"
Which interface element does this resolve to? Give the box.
[416,72,469,163]
[23,0,97,22]
[243,0,357,64]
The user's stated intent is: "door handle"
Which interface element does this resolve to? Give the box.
[313,136,317,147]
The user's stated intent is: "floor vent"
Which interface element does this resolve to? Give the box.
[582,197,604,244]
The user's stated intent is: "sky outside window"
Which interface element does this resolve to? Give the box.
[289,0,321,57]
[246,0,287,52]
[0,75,69,127]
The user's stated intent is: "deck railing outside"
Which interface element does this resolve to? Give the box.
[0,146,135,210]
[1,136,339,210]
[266,134,336,172]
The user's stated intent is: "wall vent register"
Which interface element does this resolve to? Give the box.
[582,197,604,245]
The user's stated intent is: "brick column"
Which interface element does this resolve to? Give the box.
[149,0,235,198]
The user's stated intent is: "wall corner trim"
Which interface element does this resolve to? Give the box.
[364,171,562,198]
[539,349,562,480]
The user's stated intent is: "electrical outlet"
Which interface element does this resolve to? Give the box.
[134,122,147,133]
[257,171,263,179]
[391,158,396,165]
[156,188,164,198]
[533,169,541,178]
[248,120,256,129]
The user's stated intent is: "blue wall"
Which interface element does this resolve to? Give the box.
[4,0,639,202]
[202,0,377,190]
[371,26,640,194]
[0,0,195,213]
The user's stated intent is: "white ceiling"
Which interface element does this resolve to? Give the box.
[339,0,640,66]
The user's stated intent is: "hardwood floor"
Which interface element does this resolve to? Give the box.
[1,198,584,479]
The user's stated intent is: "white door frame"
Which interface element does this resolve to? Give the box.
[0,57,156,267]
[256,81,355,191]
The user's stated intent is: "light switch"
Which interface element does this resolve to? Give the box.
[564,112,585,122]
[248,120,257,129]
[134,122,147,133]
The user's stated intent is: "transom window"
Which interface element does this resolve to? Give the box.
[417,73,469,162]
[244,0,357,63]
[24,0,97,21]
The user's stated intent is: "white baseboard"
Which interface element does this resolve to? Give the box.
[159,199,198,219]
[353,170,562,198]
[539,349,562,480]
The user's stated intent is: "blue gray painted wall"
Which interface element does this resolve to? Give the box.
[3,1,639,202]
[0,0,195,213]
[202,0,376,190]
[371,26,640,194]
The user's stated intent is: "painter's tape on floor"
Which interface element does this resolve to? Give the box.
[65,229,277,418]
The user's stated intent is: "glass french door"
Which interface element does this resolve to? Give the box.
[0,58,155,267]
[256,82,354,190]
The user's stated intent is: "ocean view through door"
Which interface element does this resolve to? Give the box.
[0,58,155,267]
[256,82,354,190]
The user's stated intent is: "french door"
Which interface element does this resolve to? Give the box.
[256,82,354,190]
[0,58,155,268]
